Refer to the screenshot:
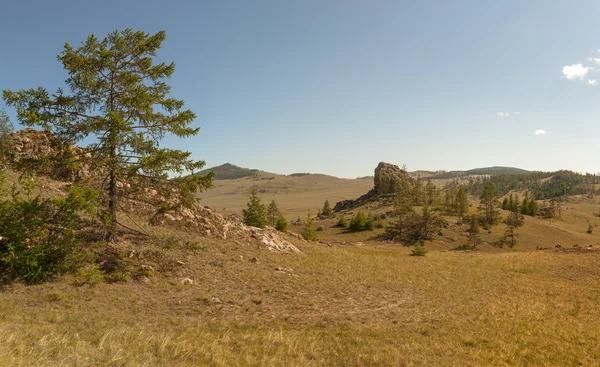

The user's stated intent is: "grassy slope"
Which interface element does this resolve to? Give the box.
[1,238,600,366]
[199,172,373,219]
[3,171,600,365]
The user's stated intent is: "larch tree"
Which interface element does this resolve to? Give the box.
[321,199,333,218]
[3,29,213,241]
[243,189,267,228]
[478,180,500,227]
[454,186,469,218]
[267,200,280,227]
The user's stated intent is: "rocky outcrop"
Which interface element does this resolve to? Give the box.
[373,162,413,195]
[334,162,413,212]
[7,128,90,181]
[151,205,300,253]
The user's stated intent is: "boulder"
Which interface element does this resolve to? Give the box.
[373,162,413,195]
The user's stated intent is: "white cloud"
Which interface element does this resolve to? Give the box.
[514,112,521,115]
[562,64,589,80]
[496,112,509,117]
[534,129,546,135]
[588,79,597,86]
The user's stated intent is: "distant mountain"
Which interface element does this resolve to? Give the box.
[464,166,531,175]
[197,163,261,180]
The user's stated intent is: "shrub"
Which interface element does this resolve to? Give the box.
[0,185,97,283]
[349,212,376,232]
[316,226,324,232]
[275,214,288,232]
[410,245,428,256]
[301,212,319,241]
[243,188,267,228]
[336,216,348,228]
[75,263,105,286]
[321,199,333,218]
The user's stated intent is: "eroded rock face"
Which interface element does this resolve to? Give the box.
[7,128,90,181]
[333,162,414,212]
[151,205,300,253]
[373,162,413,195]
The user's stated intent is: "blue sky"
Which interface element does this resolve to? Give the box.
[1,0,600,178]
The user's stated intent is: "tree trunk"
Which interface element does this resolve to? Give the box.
[106,143,117,242]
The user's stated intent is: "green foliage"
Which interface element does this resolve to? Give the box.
[478,180,501,227]
[466,215,481,249]
[267,200,280,227]
[2,29,213,241]
[386,205,443,246]
[465,170,599,200]
[0,108,13,168]
[275,214,288,232]
[243,189,267,228]
[321,199,333,218]
[316,226,324,232]
[75,263,105,286]
[301,212,319,241]
[410,245,428,256]
[0,185,97,283]
[454,186,468,218]
[349,212,376,232]
[336,216,348,228]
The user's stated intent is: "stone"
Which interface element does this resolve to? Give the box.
[180,278,194,285]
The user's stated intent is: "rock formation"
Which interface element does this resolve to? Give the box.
[6,128,90,180]
[151,205,300,253]
[373,162,413,195]
[334,162,413,211]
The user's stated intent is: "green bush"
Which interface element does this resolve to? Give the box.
[349,212,376,232]
[275,214,288,232]
[301,212,319,241]
[410,245,428,256]
[0,185,98,283]
[336,216,348,228]
[316,226,324,232]
[242,188,267,228]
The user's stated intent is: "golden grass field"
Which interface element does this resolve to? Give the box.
[199,172,373,219]
[3,171,600,365]
[1,235,600,366]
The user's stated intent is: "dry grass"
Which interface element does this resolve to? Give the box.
[199,172,373,219]
[2,234,600,366]
[4,171,600,365]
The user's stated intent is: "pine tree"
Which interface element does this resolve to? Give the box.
[425,180,439,206]
[322,199,333,218]
[455,186,469,218]
[412,178,424,205]
[467,215,481,249]
[267,200,280,227]
[0,109,13,168]
[301,212,318,241]
[243,189,267,228]
[275,213,288,232]
[508,193,515,212]
[478,180,501,227]
[529,198,538,217]
[3,29,212,241]
[502,197,509,210]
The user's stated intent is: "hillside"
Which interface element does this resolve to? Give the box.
[199,172,372,218]
[196,163,261,180]
[430,166,531,179]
